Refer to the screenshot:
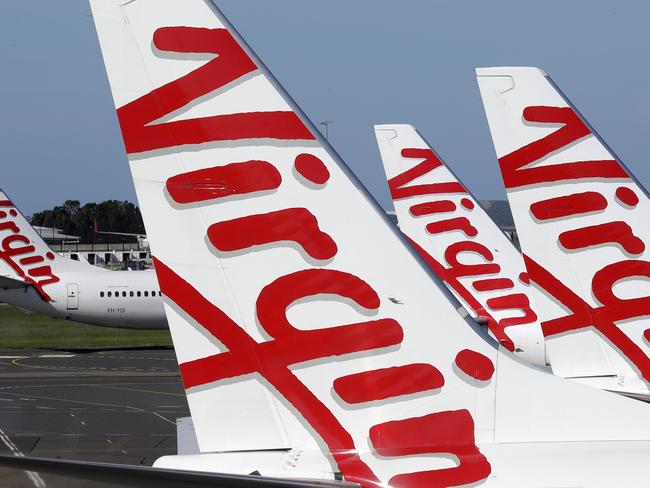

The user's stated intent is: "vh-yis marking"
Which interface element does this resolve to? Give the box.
[89,1,650,486]
[0,190,166,330]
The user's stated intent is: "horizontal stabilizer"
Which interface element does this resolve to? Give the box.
[0,275,28,290]
[89,2,650,485]
[0,454,354,488]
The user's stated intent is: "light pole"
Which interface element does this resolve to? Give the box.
[319,121,333,141]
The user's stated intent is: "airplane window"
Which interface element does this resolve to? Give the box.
[108,291,112,297]
[158,291,162,297]
[100,291,104,298]
[151,291,156,297]
[144,291,149,297]
[137,291,141,297]
[130,291,134,297]
[122,291,126,298]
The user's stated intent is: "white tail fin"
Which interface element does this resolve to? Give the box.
[0,189,93,301]
[374,124,545,366]
[477,67,650,396]
[89,3,650,485]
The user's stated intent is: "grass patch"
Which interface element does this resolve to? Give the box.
[0,304,172,349]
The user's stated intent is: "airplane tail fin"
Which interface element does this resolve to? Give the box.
[0,189,94,301]
[476,67,650,392]
[89,2,650,484]
[374,124,545,366]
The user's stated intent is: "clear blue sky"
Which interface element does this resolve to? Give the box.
[1,1,648,216]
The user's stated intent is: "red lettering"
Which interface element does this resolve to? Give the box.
[615,186,639,207]
[294,154,330,185]
[444,241,499,278]
[207,208,338,260]
[407,237,516,351]
[460,198,474,210]
[498,106,629,189]
[154,258,407,486]
[389,149,464,200]
[527,256,650,383]
[530,191,608,221]
[472,278,514,292]
[117,27,313,154]
[410,200,456,216]
[559,221,645,255]
[369,410,491,488]
[592,260,650,315]
[486,294,538,328]
[333,364,444,404]
[454,349,494,381]
[0,205,59,301]
[427,217,478,237]
[166,161,281,204]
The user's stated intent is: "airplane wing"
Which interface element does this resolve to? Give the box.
[0,275,28,290]
[477,67,650,399]
[88,1,650,486]
[374,124,546,367]
[0,454,356,488]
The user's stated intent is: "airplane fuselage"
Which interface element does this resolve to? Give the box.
[0,269,167,329]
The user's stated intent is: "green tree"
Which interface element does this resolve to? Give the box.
[31,200,145,243]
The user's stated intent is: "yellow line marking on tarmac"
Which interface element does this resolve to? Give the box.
[90,384,184,398]
[11,358,36,368]
[10,358,64,371]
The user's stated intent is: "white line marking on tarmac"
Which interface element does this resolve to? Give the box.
[153,412,176,426]
[0,426,46,488]
[0,390,181,426]
[38,354,76,358]
[0,356,28,359]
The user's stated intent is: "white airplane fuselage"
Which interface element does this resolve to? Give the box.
[0,268,166,330]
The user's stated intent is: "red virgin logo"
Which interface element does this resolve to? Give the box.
[499,106,650,383]
[122,26,493,487]
[389,148,538,351]
[0,200,59,301]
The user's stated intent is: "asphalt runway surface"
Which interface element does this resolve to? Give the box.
[0,348,189,471]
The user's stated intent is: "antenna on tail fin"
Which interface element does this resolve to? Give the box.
[374,124,546,367]
[89,1,650,485]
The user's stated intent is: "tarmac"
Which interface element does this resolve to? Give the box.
[0,349,189,468]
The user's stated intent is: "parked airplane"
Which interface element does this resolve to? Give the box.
[477,67,650,401]
[374,124,546,367]
[89,0,650,486]
[0,190,166,329]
